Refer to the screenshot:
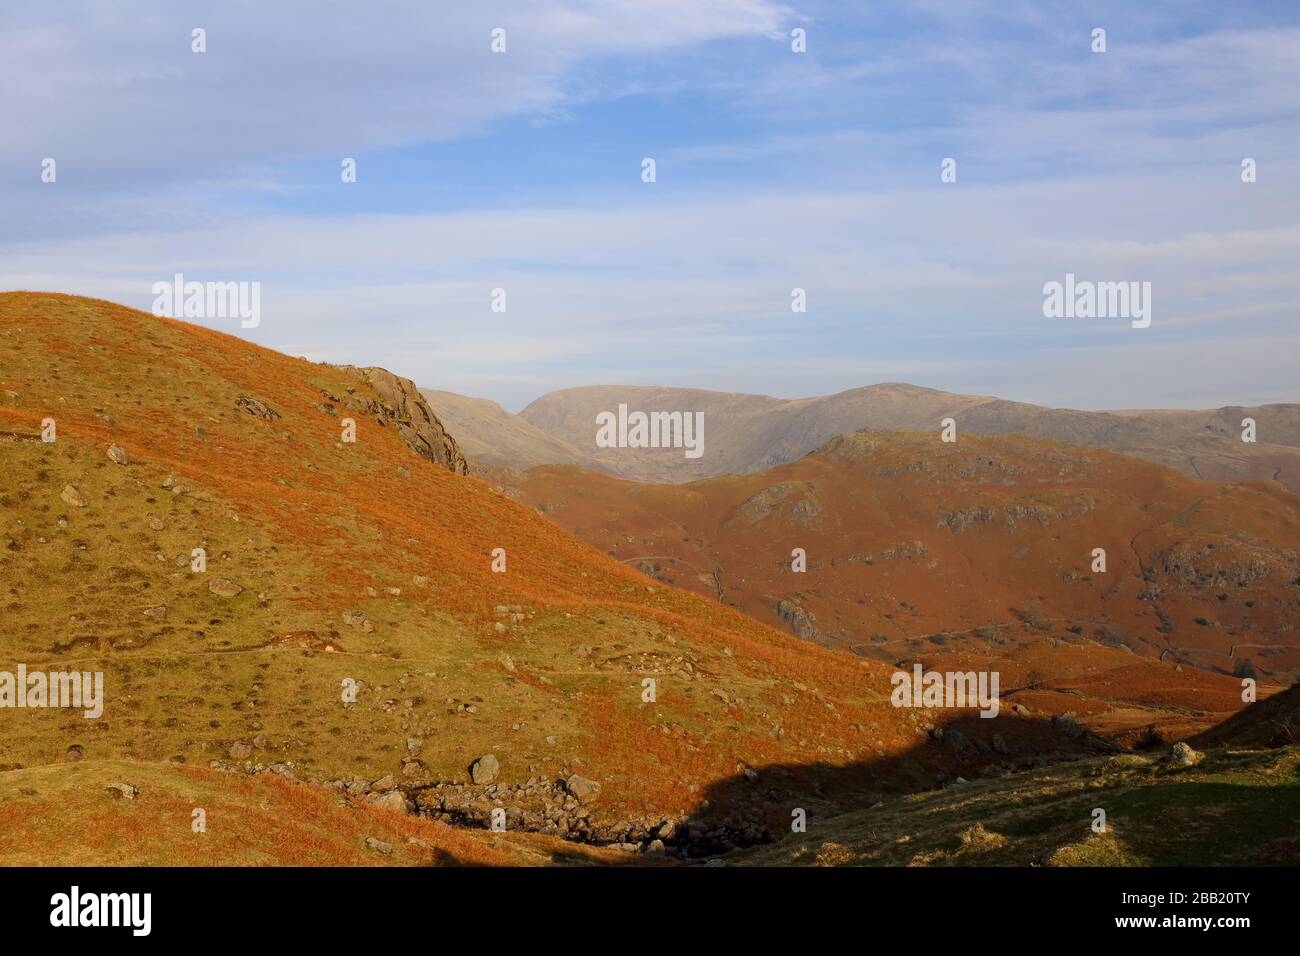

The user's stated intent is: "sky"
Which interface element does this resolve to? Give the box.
[2,0,1298,412]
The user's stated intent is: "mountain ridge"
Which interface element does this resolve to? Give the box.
[422,381,1300,489]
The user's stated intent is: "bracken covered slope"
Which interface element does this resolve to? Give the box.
[0,293,1282,863]
[500,430,1300,689]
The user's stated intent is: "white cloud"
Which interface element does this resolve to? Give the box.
[0,0,790,180]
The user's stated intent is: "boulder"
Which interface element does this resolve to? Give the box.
[367,790,412,814]
[469,754,500,784]
[1167,742,1203,767]
[565,774,602,802]
[60,485,88,508]
[106,444,129,465]
[208,578,243,598]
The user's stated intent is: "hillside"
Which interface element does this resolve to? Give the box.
[6,292,1226,862]
[735,681,1300,867]
[0,758,628,866]
[420,387,594,471]
[500,429,1300,689]
[728,743,1300,867]
[506,383,1300,487]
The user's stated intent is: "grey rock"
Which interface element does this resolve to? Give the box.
[364,836,394,854]
[367,790,412,814]
[565,774,602,802]
[208,578,243,598]
[469,754,500,784]
[1167,742,1203,766]
[236,395,281,421]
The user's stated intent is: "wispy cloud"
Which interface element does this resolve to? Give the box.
[2,1,1297,411]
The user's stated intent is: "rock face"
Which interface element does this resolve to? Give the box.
[774,599,825,644]
[468,754,500,784]
[338,366,468,475]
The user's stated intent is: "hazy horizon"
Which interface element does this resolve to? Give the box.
[4,1,1298,411]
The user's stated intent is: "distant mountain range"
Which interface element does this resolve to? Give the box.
[422,383,1300,490]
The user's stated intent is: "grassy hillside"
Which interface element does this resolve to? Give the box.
[0,293,988,856]
[0,757,629,866]
[3,292,1290,866]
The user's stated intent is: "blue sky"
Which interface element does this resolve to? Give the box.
[2,1,1298,411]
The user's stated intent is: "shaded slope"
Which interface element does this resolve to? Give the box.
[727,745,1300,867]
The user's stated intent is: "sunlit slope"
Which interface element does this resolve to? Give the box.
[503,430,1300,684]
[0,758,599,866]
[0,293,953,829]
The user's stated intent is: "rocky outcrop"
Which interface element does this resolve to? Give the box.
[236,395,281,421]
[774,598,824,644]
[336,366,468,475]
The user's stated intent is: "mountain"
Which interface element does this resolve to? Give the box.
[5,293,1282,866]
[419,388,593,471]
[495,383,1300,488]
[498,429,1300,687]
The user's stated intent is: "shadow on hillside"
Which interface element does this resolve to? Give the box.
[670,712,1115,858]
[1086,776,1300,866]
